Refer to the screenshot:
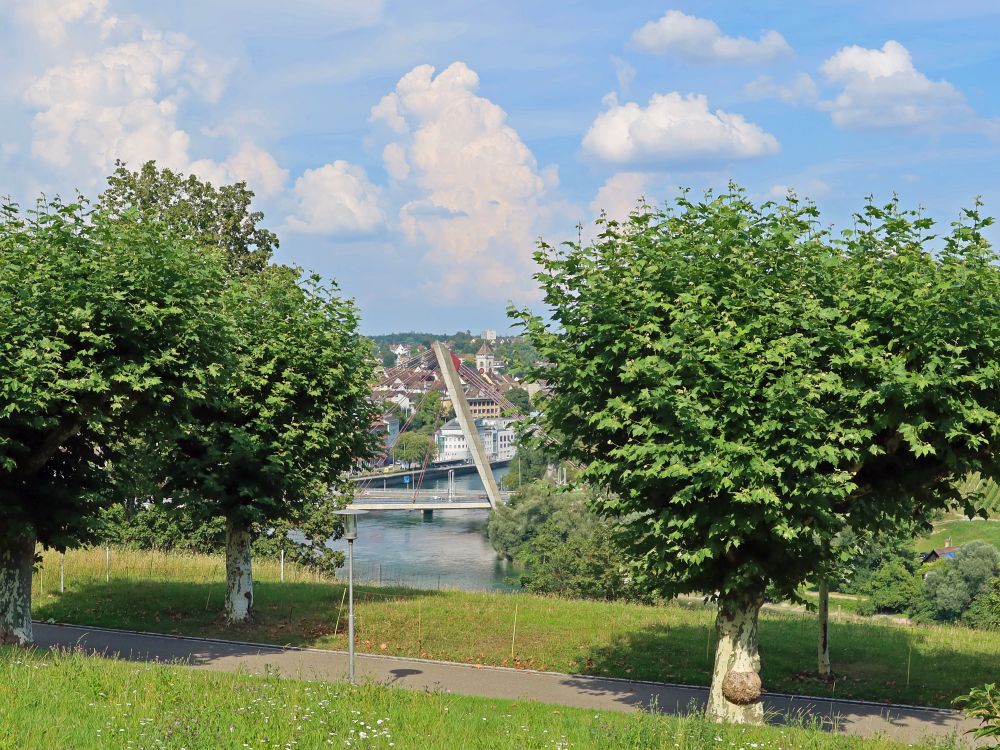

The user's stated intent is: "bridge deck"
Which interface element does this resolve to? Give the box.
[355,488,490,499]
[350,501,492,511]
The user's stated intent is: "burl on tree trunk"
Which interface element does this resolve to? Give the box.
[0,533,36,646]
[224,516,254,624]
[706,593,765,724]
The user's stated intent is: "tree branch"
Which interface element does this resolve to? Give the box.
[12,394,109,480]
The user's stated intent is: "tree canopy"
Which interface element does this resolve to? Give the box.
[0,197,229,643]
[393,432,437,466]
[0,199,229,549]
[162,267,377,620]
[513,188,1000,722]
[101,160,278,276]
[504,387,531,414]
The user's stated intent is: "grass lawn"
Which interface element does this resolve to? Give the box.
[915,519,1000,552]
[799,591,868,616]
[32,548,1000,709]
[0,647,961,750]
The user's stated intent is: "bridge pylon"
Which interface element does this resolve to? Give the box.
[431,341,503,510]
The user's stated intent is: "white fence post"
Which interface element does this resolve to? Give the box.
[105,545,111,582]
[280,548,285,582]
[59,552,65,593]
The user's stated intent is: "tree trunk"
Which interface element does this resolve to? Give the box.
[224,516,254,624]
[818,579,831,678]
[706,592,765,724]
[0,533,36,645]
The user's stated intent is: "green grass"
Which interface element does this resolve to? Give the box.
[799,591,868,615]
[32,548,1000,709]
[915,519,1000,552]
[0,647,958,750]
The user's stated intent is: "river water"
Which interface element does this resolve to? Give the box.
[329,465,519,591]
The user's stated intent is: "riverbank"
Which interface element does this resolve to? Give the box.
[31,547,1000,709]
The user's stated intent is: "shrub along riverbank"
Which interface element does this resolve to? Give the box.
[31,548,1000,709]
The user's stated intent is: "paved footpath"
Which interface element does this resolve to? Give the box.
[33,622,983,746]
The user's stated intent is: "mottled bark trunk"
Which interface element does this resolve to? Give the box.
[706,592,765,725]
[224,516,254,624]
[818,579,831,678]
[0,533,36,645]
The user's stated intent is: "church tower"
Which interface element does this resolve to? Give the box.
[476,342,495,375]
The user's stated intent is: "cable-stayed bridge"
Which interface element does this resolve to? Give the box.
[350,341,512,513]
[350,487,511,511]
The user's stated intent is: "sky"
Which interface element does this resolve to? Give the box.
[2,1,999,333]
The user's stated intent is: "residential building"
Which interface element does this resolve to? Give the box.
[467,390,502,419]
[434,417,517,462]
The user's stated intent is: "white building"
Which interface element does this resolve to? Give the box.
[435,417,517,462]
[482,329,497,343]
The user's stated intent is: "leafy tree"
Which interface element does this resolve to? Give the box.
[99,502,226,553]
[837,527,919,594]
[815,524,918,677]
[392,432,437,467]
[495,339,540,379]
[0,198,229,644]
[504,439,551,487]
[410,390,443,434]
[163,268,376,623]
[252,494,347,574]
[488,480,563,558]
[101,160,278,276]
[858,560,922,615]
[489,481,642,601]
[100,494,349,575]
[918,541,1000,622]
[954,683,1000,742]
[965,577,1000,630]
[513,189,1000,723]
[504,387,531,414]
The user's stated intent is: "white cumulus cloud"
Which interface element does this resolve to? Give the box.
[22,27,285,197]
[189,143,288,198]
[370,62,561,300]
[630,10,791,64]
[15,0,117,44]
[286,161,385,234]
[589,172,654,222]
[582,92,779,164]
[819,40,971,130]
[24,31,204,171]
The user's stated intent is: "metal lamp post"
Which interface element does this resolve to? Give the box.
[335,508,368,684]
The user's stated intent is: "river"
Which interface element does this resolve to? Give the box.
[330,464,520,591]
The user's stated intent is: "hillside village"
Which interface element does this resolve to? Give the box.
[368,331,548,466]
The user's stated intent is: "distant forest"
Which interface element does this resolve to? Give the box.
[369,331,539,378]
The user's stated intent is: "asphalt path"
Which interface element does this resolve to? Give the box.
[31,621,984,746]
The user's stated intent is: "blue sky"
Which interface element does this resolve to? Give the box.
[2,1,999,333]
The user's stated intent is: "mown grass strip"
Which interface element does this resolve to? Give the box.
[31,548,1000,709]
[0,647,959,750]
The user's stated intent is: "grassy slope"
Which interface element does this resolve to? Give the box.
[0,648,955,750]
[32,549,1000,709]
[915,519,1000,552]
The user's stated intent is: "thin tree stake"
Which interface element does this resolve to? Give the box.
[906,642,913,687]
[333,585,348,639]
[511,603,518,661]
